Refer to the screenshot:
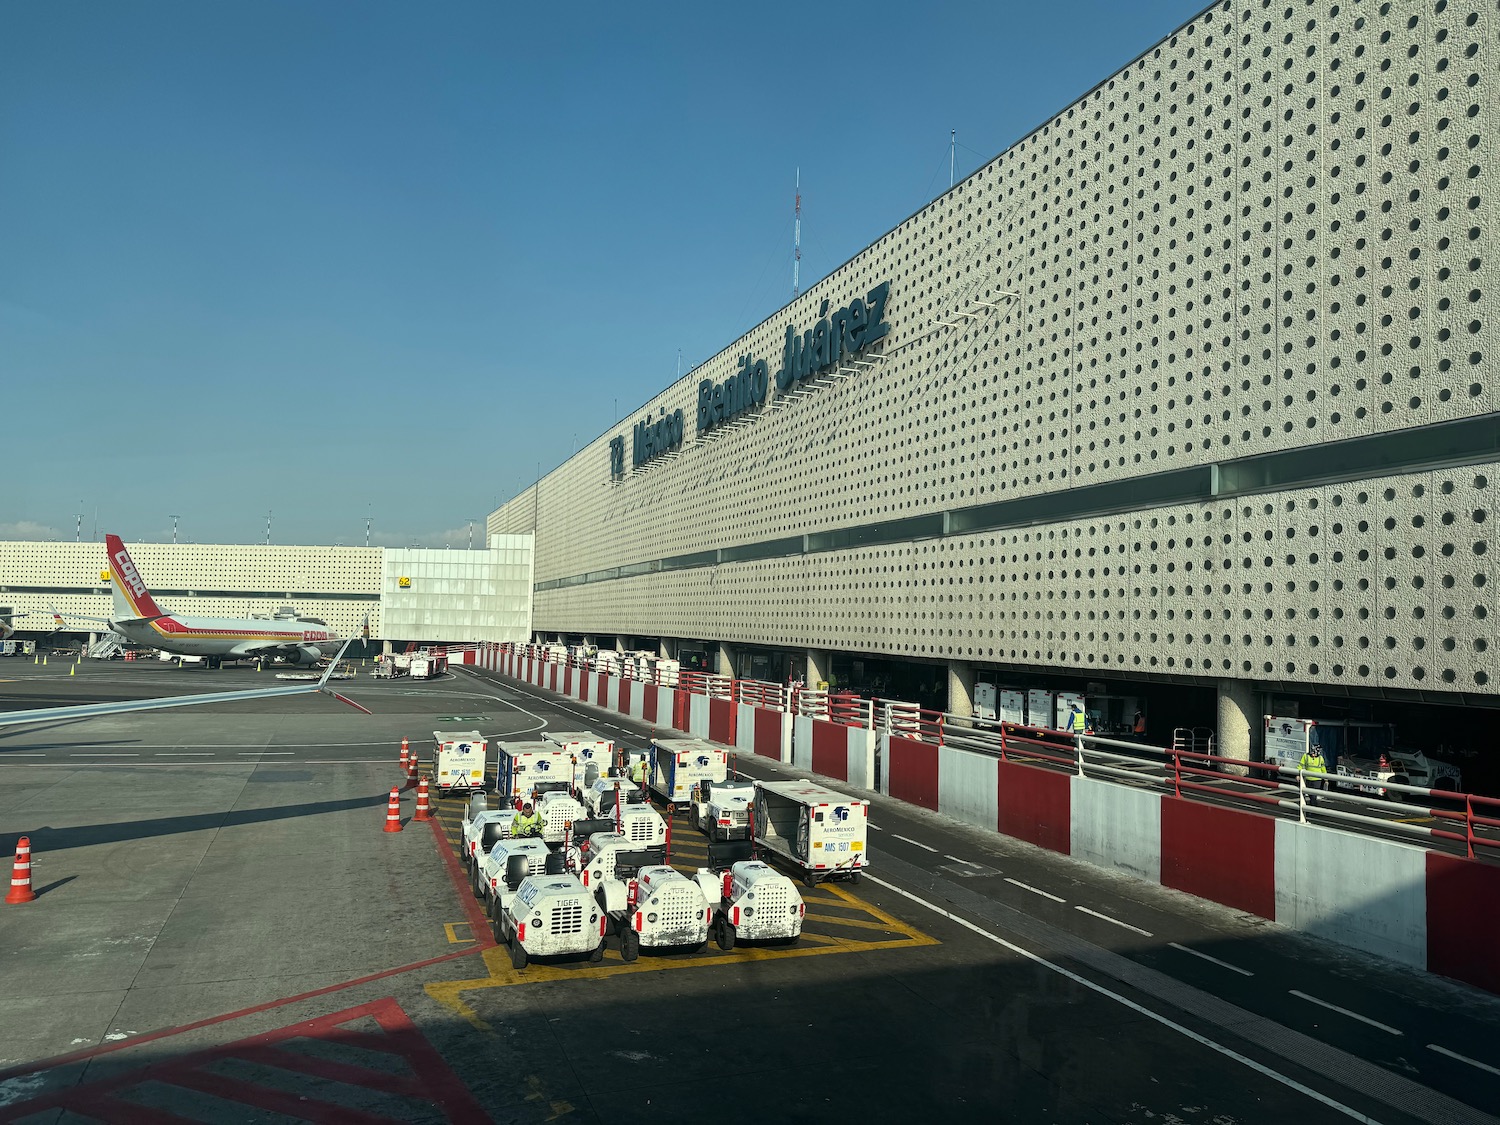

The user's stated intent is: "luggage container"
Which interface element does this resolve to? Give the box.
[496,740,575,803]
[433,730,488,797]
[648,738,728,809]
[752,780,869,887]
[544,731,614,786]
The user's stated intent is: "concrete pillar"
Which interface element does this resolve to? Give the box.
[805,648,832,690]
[716,642,734,678]
[1217,679,1257,776]
[616,636,627,653]
[659,638,673,659]
[947,661,975,719]
[382,639,393,655]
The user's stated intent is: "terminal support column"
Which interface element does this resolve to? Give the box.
[805,649,832,691]
[947,661,975,719]
[716,642,735,678]
[1216,679,1257,777]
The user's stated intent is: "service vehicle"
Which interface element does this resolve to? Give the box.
[648,738,728,808]
[461,800,517,886]
[495,741,575,803]
[433,730,488,797]
[692,841,805,950]
[593,649,620,675]
[495,873,607,969]
[688,777,755,841]
[534,787,588,845]
[1262,714,1406,778]
[1339,746,1462,797]
[543,731,614,786]
[752,780,869,887]
[410,656,434,680]
[594,848,711,961]
[583,775,638,818]
[477,837,553,914]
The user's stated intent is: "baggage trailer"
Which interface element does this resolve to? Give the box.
[648,738,728,809]
[543,731,615,786]
[433,730,488,797]
[496,741,575,804]
[752,780,869,887]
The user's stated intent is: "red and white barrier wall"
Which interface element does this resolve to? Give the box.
[876,732,1500,995]
[737,703,791,763]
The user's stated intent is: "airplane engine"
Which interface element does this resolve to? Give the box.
[288,646,322,666]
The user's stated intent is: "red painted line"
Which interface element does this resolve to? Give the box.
[429,805,496,949]
[0,945,483,1083]
[163,1069,400,1125]
[59,1092,202,1124]
[235,1042,418,1097]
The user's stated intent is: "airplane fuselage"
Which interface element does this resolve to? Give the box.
[111,614,341,661]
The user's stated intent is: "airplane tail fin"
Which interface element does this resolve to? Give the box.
[104,535,167,620]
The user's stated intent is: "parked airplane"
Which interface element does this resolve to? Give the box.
[0,613,26,642]
[0,640,370,727]
[57,534,349,670]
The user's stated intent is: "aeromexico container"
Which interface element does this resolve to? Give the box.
[648,738,728,804]
[433,730,487,796]
[496,740,575,801]
[752,780,868,887]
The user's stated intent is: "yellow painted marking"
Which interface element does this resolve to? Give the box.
[802,912,910,933]
[423,878,937,1026]
[524,1075,574,1120]
[1394,816,1435,824]
[444,922,476,944]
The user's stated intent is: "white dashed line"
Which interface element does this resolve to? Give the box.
[70,753,138,757]
[1075,906,1153,937]
[945,854,978,866]
[237,752,293,756]
[1426,1043,1500,1077]
[889,833,939,853]
[1004,877,1065,903]
[1169,942,1254,977]
[868,823,882,831]
[155,752,213,757]
[1289,991,1401,1036]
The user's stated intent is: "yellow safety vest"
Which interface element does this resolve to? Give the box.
[632,761,647,783]
[512,812,542,835]
[1070,711,1086,734]
[1299,751,1326,777]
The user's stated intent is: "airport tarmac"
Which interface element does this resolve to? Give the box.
[1,660,1498,1123]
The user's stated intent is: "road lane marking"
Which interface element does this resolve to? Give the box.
[155,752,213,757]
[889,833,939,853]
[69,753,138,757]
[1076,906,1153,937]
[863,874,1384,1125]
[1289,990,1401,1036]
[1427,1044,1500,1077]
[945,855,978,866]
[237,752,293,756]
[1169,942,1254,977]
[1004,877,1065,903]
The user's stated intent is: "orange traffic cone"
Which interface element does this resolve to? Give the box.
[6,836,36,904]
[406,752,418,785]
[382,787,402,833]
[399,745,409,774]
[414,776,432,821]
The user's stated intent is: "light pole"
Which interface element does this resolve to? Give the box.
[169,514,180,545]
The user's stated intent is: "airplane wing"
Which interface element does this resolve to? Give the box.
[48,605,120,628]
[0,641,368,727]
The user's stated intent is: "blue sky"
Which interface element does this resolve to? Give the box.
[1,0,1206,548]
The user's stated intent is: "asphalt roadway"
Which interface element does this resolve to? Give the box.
[0,658,1497,1124]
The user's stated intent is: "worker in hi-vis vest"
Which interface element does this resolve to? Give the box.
[1069,705,1087,736]
[631,756,648,785]
[1299,743,1328,805]
[511,801,542,836]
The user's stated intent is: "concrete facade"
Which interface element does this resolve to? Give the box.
[492,0,1496,712]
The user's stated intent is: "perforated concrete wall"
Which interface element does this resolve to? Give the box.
[493,0,1498,699]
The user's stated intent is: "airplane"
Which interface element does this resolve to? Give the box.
[0,639,371,727]
[54,534,352,670]
[0,612,27,643]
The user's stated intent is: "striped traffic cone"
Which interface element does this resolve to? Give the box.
[382,787,402,833]
[414,776,432,821]
[406,751,417,785]
[399,745,409,774]
[6,837,36,904]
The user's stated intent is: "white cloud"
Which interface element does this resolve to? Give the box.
[0,521,63,541]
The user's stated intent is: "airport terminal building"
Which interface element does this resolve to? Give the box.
[489,0,1498,763]
[0,537,535,648]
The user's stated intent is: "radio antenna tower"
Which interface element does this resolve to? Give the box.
[792,168,802,297]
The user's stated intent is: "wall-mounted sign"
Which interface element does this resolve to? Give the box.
[398,576,411,588]
[101,570,112,581]
[608,281,891,481]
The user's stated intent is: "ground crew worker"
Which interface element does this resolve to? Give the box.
[631,755,647,786]
[1299,743,1328,806]
[511,801,542,837]
[1133,710,1146,737]
[1069,705,1086,736]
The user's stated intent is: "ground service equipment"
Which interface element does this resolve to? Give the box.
[595,848,710,961]
[688,777,755,841]
[534,788,587,845]
[495,741,573,803]
[693,841,805,950]
[434,730,487,797]
[648,738,728,808]
[752,780,869,887]
[543,731,614,786]
[496,874,606,969]
[477,838,552,915]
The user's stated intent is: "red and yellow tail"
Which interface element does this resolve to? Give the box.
[104,534,166,620]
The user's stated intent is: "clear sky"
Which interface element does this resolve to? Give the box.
[2,0,1207,548]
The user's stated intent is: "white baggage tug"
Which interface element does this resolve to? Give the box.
[593,846,711,962]
[433,730,487,797]
[693,841,805,950]
[688,777,755,841]
[495,873,607,969]
[752,780,869,887]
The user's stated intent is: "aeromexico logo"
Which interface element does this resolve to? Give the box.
[607,280,891,478]
[112,550,147,599]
